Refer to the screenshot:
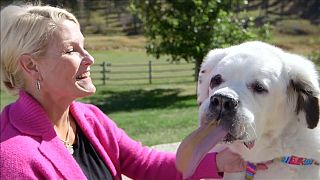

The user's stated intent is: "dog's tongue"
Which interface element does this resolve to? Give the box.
[176,121,228,179]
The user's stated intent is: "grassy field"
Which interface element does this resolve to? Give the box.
[81,51,198,145]
[1,18,319,146]
[268,20,320,56]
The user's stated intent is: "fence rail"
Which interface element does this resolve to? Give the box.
[91,61,195,85]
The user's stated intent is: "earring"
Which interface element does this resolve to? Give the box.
[36,80,41,91]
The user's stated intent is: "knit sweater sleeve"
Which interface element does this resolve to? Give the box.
[109,120,222,179]
[86,104,222,180]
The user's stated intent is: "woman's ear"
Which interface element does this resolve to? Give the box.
[19,54,41,80]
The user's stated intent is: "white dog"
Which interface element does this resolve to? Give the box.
[177,41,320,180]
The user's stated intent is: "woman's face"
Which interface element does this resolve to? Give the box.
[37,20,96,100]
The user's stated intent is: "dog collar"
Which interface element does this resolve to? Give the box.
[245,155,320,180]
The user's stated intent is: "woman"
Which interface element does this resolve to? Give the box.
[0,4,246,180]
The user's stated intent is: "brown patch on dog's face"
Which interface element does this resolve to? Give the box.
[288,79,319,129]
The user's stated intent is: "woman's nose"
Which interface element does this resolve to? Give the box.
[81,52,94,65]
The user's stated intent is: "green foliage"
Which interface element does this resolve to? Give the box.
[309,51,320,66]
[130,0,270,77]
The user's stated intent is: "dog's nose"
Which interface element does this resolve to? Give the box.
[210,94,238,112]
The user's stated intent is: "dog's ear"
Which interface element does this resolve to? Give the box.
[290,79,319,129]
[197,49,227,106]
[286,54,320,129]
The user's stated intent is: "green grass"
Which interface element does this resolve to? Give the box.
[89,50,195,86]
[269,19,320,56]
[86,87,198,145]
[84,50,198,145]
[85,35,146,51]
[0,89,16,110]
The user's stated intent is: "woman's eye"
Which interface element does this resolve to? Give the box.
[65,49,75,54]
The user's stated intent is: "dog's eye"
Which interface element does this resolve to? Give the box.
[210,74,223,89]
[251,81,268,94]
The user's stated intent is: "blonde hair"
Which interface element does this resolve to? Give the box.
[0,4,79,94]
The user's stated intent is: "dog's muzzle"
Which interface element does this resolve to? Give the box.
[210,93,239,113]
[207,92,249,142]
[208,93,239,123]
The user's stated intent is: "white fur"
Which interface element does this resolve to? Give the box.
[197,41,320,179]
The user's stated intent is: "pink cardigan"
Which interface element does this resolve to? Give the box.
[0,91,221,180]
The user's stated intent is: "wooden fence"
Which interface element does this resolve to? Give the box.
[90,61,196,85]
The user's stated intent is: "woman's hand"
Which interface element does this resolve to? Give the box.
[216,148,246,173]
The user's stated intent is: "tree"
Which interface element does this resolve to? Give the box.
[130,0,269,80]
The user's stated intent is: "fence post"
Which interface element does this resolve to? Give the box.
[102,61,106,85]
[149,60,152,84]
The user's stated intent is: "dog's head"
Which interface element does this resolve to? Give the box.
[197,41,319,156]
[176,41,320,178]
